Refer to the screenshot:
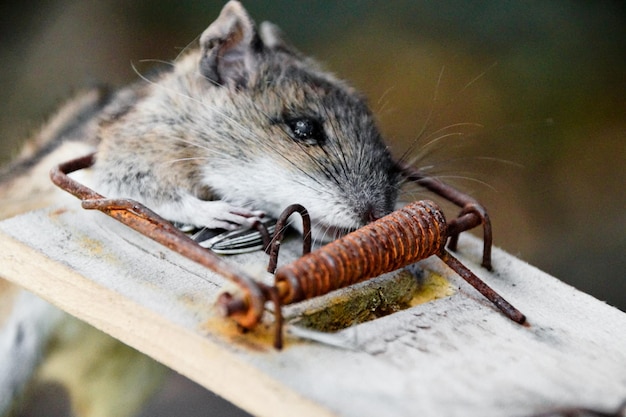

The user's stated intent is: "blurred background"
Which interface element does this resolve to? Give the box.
[1,1,624,416]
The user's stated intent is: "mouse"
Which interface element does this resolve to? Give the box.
[92,0,399,242]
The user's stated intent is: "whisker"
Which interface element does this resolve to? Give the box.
[230,92,341,195]
[397,66,446,163]
[420,155,525,171]
[174,35,202,61]
[397,61,499,168]
[136,58,177,68]
[403,133,467,168]
[318,103,351,182]
[457,61,498,96]
[161,157,209,166]
[374,85,396,117]
[423,173,498,193]
[471,156,525,169]
[420,122,484,144]
[131,63,262,144]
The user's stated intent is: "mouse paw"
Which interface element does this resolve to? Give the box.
[185,199,265,230]
[149,196,265,230]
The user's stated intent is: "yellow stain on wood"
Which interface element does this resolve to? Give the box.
[409,270,456,307]
[203,265,456,348]
[202,313,276,352]
[293,268,455,332]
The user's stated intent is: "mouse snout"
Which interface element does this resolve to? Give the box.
[360,202,391,225]
[362,204,380,223]
[352,180,398,226]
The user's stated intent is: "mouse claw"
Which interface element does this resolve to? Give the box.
[189,200,265,230]
[230,208,265,220]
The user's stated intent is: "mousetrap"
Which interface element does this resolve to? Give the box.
[2,161,626,417]
[50,152,525,348]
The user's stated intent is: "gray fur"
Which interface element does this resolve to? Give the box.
[94,0,398,240]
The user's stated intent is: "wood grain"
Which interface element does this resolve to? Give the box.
[1,206,625,417]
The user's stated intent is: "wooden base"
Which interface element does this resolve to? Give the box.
[1,206,625,417]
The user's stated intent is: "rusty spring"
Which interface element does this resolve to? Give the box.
[273,200,448,305]
[51,153,526,349]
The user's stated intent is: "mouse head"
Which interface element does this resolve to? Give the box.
[196,1,398,240]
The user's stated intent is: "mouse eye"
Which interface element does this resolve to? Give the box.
[285,117,325,145]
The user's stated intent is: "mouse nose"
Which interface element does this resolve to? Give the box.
[361,203,388,224]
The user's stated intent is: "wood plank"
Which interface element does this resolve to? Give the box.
[1,206,625,417]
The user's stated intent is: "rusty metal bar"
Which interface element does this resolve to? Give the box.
[398,162,493,270]
[50,153,265,329]
[440,250,526,324]
[266,203,312,274]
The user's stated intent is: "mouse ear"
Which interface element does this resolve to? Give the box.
[199,1,262,87]
[258,21,302,57]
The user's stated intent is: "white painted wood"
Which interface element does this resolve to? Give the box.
[1,206,625,417]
